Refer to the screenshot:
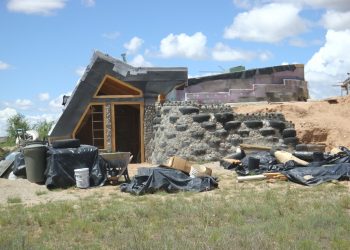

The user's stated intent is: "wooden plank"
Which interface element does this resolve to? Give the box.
[240,144,271,151]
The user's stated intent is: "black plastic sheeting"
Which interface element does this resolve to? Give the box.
[45,145,107,189]
[13,152,26,177]
[282,163,350,186]
[120,167,218,195]
[222,147,350,185]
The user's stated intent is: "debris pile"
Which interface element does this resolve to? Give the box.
[221,145,350,186]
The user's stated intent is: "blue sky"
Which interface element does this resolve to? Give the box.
[1,0,350,136]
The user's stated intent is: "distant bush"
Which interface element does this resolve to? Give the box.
[6,114,30,143]
[33,120,54,141]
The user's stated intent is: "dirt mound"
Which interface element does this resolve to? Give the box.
[234,97,350,150]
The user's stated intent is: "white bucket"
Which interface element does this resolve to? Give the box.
[74,168,90,188]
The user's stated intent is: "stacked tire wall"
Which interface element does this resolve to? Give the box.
[148,101,297,164]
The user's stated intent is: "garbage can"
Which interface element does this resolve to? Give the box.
[23,144,47,183]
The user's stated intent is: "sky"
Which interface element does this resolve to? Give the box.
[1,0,350,136]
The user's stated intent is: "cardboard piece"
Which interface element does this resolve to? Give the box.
[164,156,192,174]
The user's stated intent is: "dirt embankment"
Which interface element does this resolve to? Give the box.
[234,95,350,150]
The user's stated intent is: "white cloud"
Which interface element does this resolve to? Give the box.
[102,31,120,40]
[322,11,350,30]
[305,29,350,99]
[0,108,17,136]
[129,55,153,67]
[81,0,95,7]
[212,43,255,61]
[233,0,252,9]
[124,37,144,54]
[15,99,33,110]
[212,43,272,62]
[159,32,207,59]
[289,38,307,47]
[0,61,10,70]
[75,66,86,77]
[7,0,66,15]
[259,51,273,61]
[299,0,350,11]
[235,0,350,11]
[38,92,50,101]
[27,113,60,125]
[224,3,308,43]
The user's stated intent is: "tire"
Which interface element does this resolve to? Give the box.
[295,144,326,152]
[268,120,286,130]
[179,106,199,115]
[238,130,250,137]
[201,121,216,130]
[52,139,80,149]
[214,112,234,124]
[282,128,296,138]
[293,151,314,161]
[224,121,241,131]
[295,144,308,151]
[259,128,275,136]
[169,116,179,123]
[283,137,298,146]
[175,124,188,131]
[244,120,263,129]
[192,113,210,123]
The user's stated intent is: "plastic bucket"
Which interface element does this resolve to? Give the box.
[74,168,90,188]
[23,144,47,183]
[248,157,260,170]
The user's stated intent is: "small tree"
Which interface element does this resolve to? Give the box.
[33,120,54,141]
[6,113,30,143]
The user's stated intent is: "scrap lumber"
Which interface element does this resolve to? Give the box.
[237,175,266,182]
[274,150,308,166]
[237,173,288,183]
[222,158,241,165]
[240,144,271,151]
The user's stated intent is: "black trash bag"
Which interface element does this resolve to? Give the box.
[282,163,350,186]
[241,151,277,168]
[45,145,107,189]
[225,150,246,160]
[12,152,26,177]
[120,167,218,195]
[235,151,278,175]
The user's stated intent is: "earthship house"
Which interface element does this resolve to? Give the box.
[50,51,304,163]
[49,51,187,162]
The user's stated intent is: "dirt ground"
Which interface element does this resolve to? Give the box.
[234,95,350,150]
[2,95,350,205]
[0,163,234,205]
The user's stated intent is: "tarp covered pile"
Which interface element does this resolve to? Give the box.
[221,146,350,185]
[120,167,218,195]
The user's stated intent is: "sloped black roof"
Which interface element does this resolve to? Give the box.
[50,51,187,138]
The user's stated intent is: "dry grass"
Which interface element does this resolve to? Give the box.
[0,180,349,250]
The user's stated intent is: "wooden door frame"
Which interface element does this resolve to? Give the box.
[72,102,107,150]
[112,102,144,162]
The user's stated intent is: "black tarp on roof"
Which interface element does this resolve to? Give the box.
[50,51,187,138]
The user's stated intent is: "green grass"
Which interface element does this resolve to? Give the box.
[0,184,349,249]
[7,197,22,204]
[35,190,48,196]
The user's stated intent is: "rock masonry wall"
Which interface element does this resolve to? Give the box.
[147,101,296,164]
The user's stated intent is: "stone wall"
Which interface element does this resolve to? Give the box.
[148,101,296,164]
[144,104,157,162]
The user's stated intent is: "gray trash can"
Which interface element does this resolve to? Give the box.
[23,144,47,183]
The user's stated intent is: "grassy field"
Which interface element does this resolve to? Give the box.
[0,181,349,250]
